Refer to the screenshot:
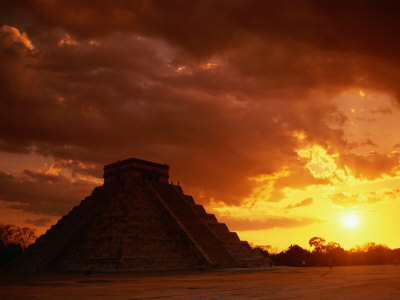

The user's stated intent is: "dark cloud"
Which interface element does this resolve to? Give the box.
[219,216,324,231]
[53,159,101,178]
[369,107,393,115]
[274,166,330,191]
[23,169,67,183]
[0,171,96,215]
[1,1,400,214]
[3,0,400,100]
[331,192,381,208]
[339,152,400,180]
[286,197,314,210]
[360,139,378,148]
[384,189,400,199]
[24,217,51,226]
[0,22,346,205]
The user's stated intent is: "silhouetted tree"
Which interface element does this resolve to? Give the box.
[272,244,311,266]
[0,224,36,249]
[0,224,36,268]
[0,239,5,253]
[252,246,270,258]
[325,242,346,266]
[308,237,327,265]
[0,242,23,267]
[309,237,326,253]
[271,237,400,267]
[365,243,391,265]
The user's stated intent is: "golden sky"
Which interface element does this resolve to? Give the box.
[1,1,400,251]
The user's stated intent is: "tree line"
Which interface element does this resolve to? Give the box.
[255,237,400,267]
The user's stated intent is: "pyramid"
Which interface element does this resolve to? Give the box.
[10,158,267,271]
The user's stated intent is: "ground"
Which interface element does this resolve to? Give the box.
[1,265,400,299]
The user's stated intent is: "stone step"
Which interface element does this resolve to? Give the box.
[148,182,238,268]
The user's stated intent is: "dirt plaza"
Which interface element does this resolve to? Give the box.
[1,265,400,299]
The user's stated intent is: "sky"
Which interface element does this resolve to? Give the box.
[1,0,400,251]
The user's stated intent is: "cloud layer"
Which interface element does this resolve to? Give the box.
[1,1,400,227]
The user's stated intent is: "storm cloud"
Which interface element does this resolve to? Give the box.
[1,1,400,217]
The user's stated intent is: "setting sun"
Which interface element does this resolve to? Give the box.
[342,214,359,229]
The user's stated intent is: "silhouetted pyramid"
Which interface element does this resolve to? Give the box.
[9,158,267,271]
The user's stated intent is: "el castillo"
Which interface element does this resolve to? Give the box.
[7,157,268,272]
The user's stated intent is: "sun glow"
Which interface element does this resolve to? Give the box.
[342,214,359,229]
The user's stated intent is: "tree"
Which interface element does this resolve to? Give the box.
[271,244,311,267]
[309,237,326,253]
[0,242,23,267]
[0,224,37,249]
[252,245,270,257]
[271,236,400,267]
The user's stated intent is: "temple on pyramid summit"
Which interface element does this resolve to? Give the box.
[9,158,268,271]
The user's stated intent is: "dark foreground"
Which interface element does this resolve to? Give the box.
[1,265,400,299]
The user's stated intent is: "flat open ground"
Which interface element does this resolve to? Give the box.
[1,265,400,299]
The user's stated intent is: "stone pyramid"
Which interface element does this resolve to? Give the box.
[10,158,267,271]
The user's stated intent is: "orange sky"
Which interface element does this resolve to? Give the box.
[1,1,400,251]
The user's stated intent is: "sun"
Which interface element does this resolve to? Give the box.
[342,214,359,229]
